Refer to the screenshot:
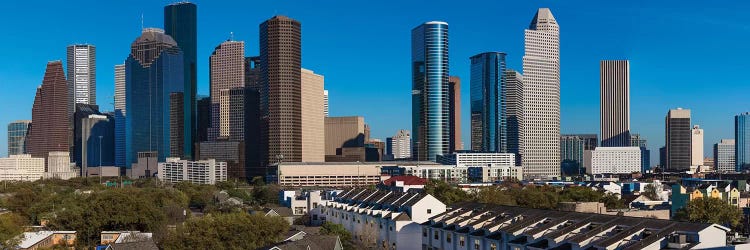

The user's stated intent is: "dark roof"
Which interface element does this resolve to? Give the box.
[109,241,158,250]
[265,207,294,217]
[264,235,340,250]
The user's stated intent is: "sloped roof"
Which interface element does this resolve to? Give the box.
[382,176,428,186]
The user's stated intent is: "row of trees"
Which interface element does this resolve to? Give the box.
[0,177,288,249]
[423,180,627,210]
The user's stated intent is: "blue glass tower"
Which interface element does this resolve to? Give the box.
[123,28,184,167]
[412,21,449,161]
[470,52,507,153]
[165,2,197,159]
[736,113,750,171]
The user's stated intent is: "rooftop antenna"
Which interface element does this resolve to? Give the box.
[229,32,234,41]
[141,13,144,31]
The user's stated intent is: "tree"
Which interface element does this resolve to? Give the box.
[161,213,289,250]
[474,186,515,206]
[600,193,627,209]
[674,197,742,228]
[0,213,25,249]
[423,179,470,205]
[560,186,602,202]
[643,184,660,201]
[320,222,354,249]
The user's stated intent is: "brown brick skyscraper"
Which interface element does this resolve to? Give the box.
[260,16,302,164]
[27,61,70,161]
[449,76,461,152]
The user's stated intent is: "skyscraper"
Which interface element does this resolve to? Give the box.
[301,68,325,162]
[522,8,560,179]
[692,125,704,166]
[665,108,691,171]
[449,76,461,152]
[80,114,114,173]
[412,21,449,161]
[631,133,651,172]
[27,61,70,162]
[123,28,185,167]
[736,113,750,171]
[324,90,329,117]
[560,135,585,175]
[243,56,264,179]
[73,104,101,168]
[470,52,507,153]
[114,64,126,167]
[260,15,302,163]
[7,121,31,156]
[164,2,197,159]
[67,44,96,109]
[209,40,245,141]
[714,139,735,172]
[196,96,210,142]
[600,60,630,147]
[504,70,523,165]
[324,116,366,157]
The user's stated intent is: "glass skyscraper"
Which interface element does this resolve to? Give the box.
[7,120,31,156]
[165,2,197,159]
[123,28,184,167]
[736,113,750,171]
[412,21,449,161]
[470,52,507,153]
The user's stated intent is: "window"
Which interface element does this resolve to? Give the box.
[490,243,497,250]
[423,228,427,237]
[474,239,480,250]
[459,236,465,247]
[427,209,432,214]
[434,231,439,240]
[312,215,318,221]
[447,233,452,243]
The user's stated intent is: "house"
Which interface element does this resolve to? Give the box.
[16,231,76,250]
[324,188,446,250]
[423,202,732,250]
[378,175,428,192]
[262,235,343,250]
[252,207,296,225]
[104,241,159,250]
[100,231,153,245]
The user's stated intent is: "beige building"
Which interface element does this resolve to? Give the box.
[270,162,385,187]
[0,154,45,181]
[692,125,704,166]
[324,116,366,156]
[301,68,325,162]
[209,40,245,141]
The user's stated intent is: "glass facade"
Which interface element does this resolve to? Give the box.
[736,113,750,171]
[470,52,507,153]
[124,29,184,167]
[165,2,197,159]
[7,121,31,156]
[412,21,449,161]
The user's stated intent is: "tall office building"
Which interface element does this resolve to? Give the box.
[412,21,450,161]
[736,113,750,171]
[209,40,245,141]
[579,134,599,150]
[600,60,630,147]
[260,15,303,163]
[470,52,507,153]
[387,130,412,160]
[123,28,185,167]
[196,96,210,142]
[692,125,704,166]
[80,114,114,173]
[27,61,70,162]
[560,135,585,175]
[324,90,329,117]
[714,139,735,172]
[665,108,691,171]
[8,121,31,156]
[521,8,560,179]
[243,56,264,179]
[170,92,185,158]
[301,68,325,162]
[73,104,101,168]
[449,76,461,152]
[164,2,197,159]
[67,45,96,109]
[504,70,523,165]
[114,64,126,167]
[630,133,651,172]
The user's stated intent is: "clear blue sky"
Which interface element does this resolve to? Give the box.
[1,1,748,166]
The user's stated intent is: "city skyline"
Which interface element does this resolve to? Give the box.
[2,1,750,166]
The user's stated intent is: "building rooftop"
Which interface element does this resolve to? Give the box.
[382,175,428,186]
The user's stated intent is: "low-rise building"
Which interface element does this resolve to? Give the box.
[268,162,386,187]
[0,154,44,181]
[379,176,428,192]
[100,231,153,245]
[437,152,515,167]
[323,188,446,250]
[422,203,731,250]
[16,231,76,250]
[587,147,641,174]
[43,151,79,180]
[157,158,227,185]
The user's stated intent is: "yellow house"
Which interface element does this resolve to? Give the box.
[17,231,76,250]
[727,188,741,207]
[690,189,704,200]
[709,189,722,199]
